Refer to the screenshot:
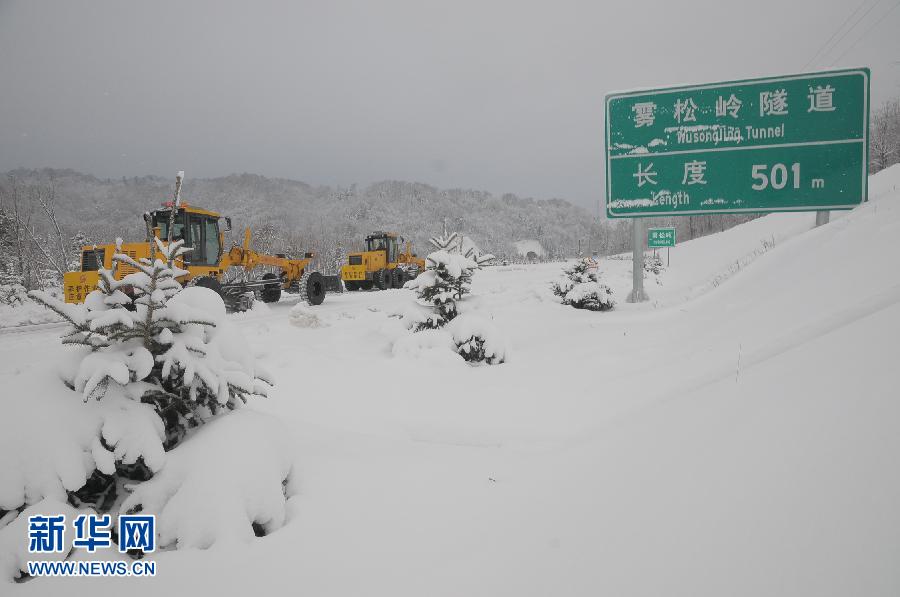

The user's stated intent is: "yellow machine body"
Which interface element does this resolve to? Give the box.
[340,232,425,290]
[63,203,315,304]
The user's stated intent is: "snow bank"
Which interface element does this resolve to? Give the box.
[869,163,900,201]
[289,303,327,328]
[391,328,463,366]
[119,409,298,549]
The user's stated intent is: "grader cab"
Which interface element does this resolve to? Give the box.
[341,232,425,291]
[63,202,338,311]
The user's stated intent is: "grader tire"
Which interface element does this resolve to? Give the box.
[300,271,326,306]
[391,268,405,288]
[344,280,359,291]
[375,269,390,290]
[359,280,374,291]
[260,273,282,303]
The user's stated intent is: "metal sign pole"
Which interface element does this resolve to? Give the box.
[628,218,647,302]
[815,210,830,227]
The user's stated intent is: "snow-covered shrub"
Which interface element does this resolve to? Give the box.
[644,253,664,274]
[0,282,28,306]
[404,250,478,330]
[27,237,272,507]
[448,313,509,365]
[0,498,79,582]
[551,259,615,312]
[565,281,615,311]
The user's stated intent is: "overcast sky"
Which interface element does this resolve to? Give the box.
[1,0,898,213]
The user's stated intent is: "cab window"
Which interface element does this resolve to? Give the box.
[184,215,220,266]
[387,238,398,263]
[204,219,220,265]
[155,210,186,242]
[367,237,387,252]
[189,217,204,263]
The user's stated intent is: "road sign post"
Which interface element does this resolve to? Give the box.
[628,219,647,303]
[604,68,869,299]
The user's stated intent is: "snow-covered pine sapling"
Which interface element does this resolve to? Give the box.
[551,259,615,312]
[429,229,496,265]
[429,231,461,253]
[463,245,495,267]
[30,235,272,458]
[405,250,478,330]
[403,247,507,364]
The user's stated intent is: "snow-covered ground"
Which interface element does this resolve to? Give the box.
[2,165,899,595]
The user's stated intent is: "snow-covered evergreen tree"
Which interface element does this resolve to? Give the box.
[403,246,507,365]
[405,249,477,330]
[551,259,615,311]
[29,235,273,486]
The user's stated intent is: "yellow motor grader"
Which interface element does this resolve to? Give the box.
[340,232,425,290]
[63,202,339,311]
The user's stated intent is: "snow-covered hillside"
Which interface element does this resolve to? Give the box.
[2,165,899,595]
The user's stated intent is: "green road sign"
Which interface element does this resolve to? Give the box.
[605,68,869,218]
[648,227,675,248]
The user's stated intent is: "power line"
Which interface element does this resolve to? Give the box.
[803,0,872,69]
[831,0,900,65]
[818,0,887,66]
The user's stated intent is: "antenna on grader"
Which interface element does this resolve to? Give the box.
[166,170,185,245]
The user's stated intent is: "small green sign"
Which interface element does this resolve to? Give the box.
[605,68,870,218]
[648,227,675,248]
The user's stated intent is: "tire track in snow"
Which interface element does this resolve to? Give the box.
[0,321,66,336]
